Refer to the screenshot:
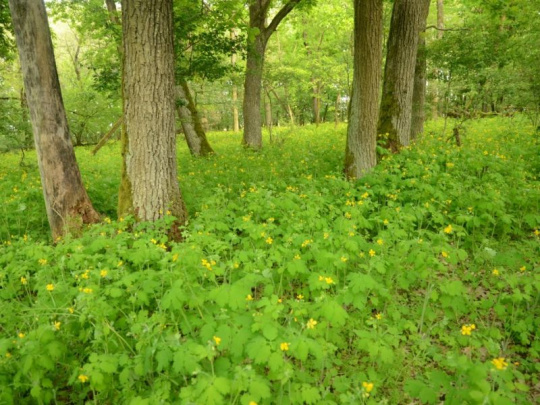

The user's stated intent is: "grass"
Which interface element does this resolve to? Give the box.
[0,117,539,404]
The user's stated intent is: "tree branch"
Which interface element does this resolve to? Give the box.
[265,0,303,40]
[426,25,470,32]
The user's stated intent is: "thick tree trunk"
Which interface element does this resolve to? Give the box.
[9,0,100,240]
[377,0,429,152]
[344,0,383,179]
[410,1,430,141]
[119,0,187,229]
[242,35,267,149]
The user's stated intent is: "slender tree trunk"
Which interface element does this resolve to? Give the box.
[179,79,214,156]
[334,92,340,128]
[242,0,302,149]
[231,30,240,132]
[264,89,273,142]
[9,0,100,240]
[175,85,202,156]
[410,0,430,141]
[432,0,444,119]
[242,35,267,149]
[377,0,429,152]
[118,0,187,230]
[344,0,383,179]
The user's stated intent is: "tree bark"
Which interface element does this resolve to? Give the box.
[377,0,429,152]
[432,0,444,119]
[176,85,201,156]
[8,0,100,240]
[410,1,430,141]
[344,0,383,179]
[231,30,240,132]
[118,0,187,231]
[242,0,302,149]
[179,79,214,156]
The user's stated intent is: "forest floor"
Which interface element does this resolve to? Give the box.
[0,117,539,404]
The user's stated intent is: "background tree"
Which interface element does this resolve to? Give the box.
[8,0,100,239]
[344,0,383,179]
[242,0,305,149]
[118,0,188,230]
[377,0,430,153]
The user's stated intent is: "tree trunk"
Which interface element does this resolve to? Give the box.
[176,85,201,156]
[242,0,302,149]
[119,0,187,230]
[242,34,267,149]
[344,0,383,179]
[334,92,340,128]
[231,30,240,132]
[432,0,444,119]
[410,1,430,141]
[8,0,100,240]
[377,0,429,152]
[178,79,214,156]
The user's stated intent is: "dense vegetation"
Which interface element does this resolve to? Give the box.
[1,117,539,403]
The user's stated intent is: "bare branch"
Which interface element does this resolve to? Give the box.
[265,0,303,39]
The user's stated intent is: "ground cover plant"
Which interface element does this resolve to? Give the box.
[0,117,539,404]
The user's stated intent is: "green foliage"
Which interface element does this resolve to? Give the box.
[0,118,539,403]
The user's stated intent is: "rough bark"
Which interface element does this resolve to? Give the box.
[377,0,429,152]
[410,0,430,141]
[432,0,444,119]
[179,79,214,156]
[242,0,302,149]
[176,85,201,156]
[8,0,100,240]
[119,0,187,230]
[344,0,383,179]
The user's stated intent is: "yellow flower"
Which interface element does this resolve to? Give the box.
[78,374,89,383]
[340,256,348,263]
[68,307,74,314]
[280,342,290,351]
[369,249,376,257]
[441,251,449,258]
[491,357,508,370]
[306,318,318,329]
[172,253,179,262]
[534,229,540,236]
[46,284,55,291]
[18,332,25,339]
[265,236,273,245]
[38,258,47,266]
[98,269,108,278]
[344,212,352,219]
[376,239,384,245]
[492,269,500,277]
[294,254,301,260]
[54,321,61,331]
[213,336,221,346]
[325,277,334,285]
[519,266,526,272]
[249,402,258,405]
[20,277,27,285]
[375,313,383,320]
[117,261,123,267]
[461,324,475,336]
[444,224,453,234]
[246,294,253,301]
[383,219,389,225]
[362,381,374,393]
[446,162,455,168]
[323,232,329,239]
[297,294,304,300]
[301,239,313,248]
[82,288,93,294]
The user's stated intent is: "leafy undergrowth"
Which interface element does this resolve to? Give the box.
[0,118,539,404]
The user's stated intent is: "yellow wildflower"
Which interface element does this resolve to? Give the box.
[213,336,221,346]
[325,277,334,285]
[306,318,318,329]
[265,236,273,245]
[18,332,25,339]
[362,381,374,393]
[38,259,47,266]
[369,249,376,257]
[54,321,61,331]
[246,294,253,301]
[340,256,348,263]
[519,266,526,272]
[100,270,108,278]
[297,294,304,300]
[376,239,384,245]
[68,307,74,314]
[323,232,329,239]
[280,342,290,351]
[491,357,508,370]
[461,324,475,336]
[82,288,93,294]
[442,251,449,258]
[46,284,55,292]
[249,402,258,405]
[383,219,389,225]
[444,224,453,234]
[492,269,500,277]
[375,313,383,320]
[78,374,89,383]
[20,277,27,285]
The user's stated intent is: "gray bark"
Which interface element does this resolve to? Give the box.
[119,0,187,229]
[410,1,430,140]
[242,0,302,149]
[377,0,429,152]
[176,85,202,156]
[344,0,383,179]
[8,0,100,239]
